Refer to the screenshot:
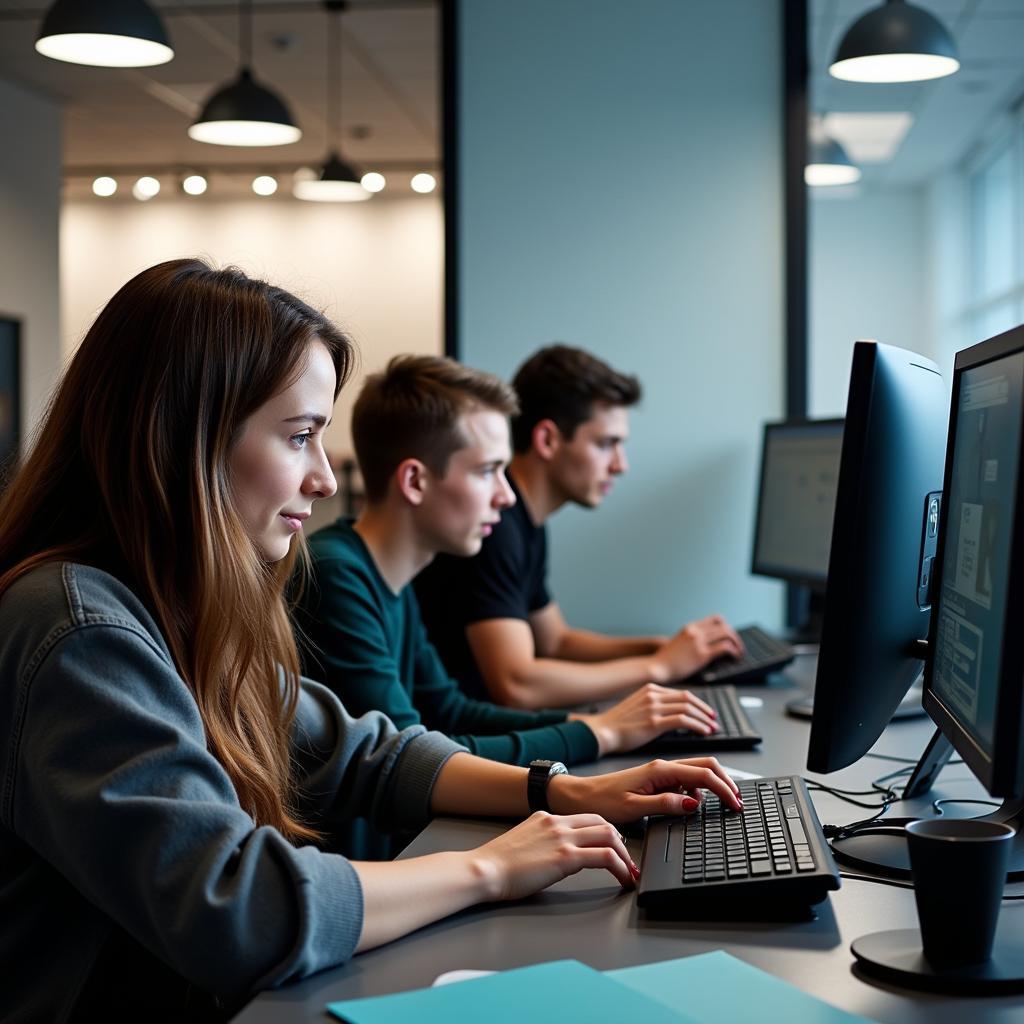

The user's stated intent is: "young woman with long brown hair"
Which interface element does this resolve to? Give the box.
[0,258,741,1021]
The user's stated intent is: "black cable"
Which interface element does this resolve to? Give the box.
[840,871,1024,901]
[864,753,963,766]
[931,798,1001,816]
[840,871,913,890]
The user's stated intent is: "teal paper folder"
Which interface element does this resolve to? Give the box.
[327,959,694,1024]
[609,951,875,1024]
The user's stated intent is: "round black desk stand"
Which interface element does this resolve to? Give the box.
[852,921,1024,995]
[786,681,926,721]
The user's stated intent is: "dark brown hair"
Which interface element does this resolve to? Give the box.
[0,258,353,842]
[510,344,641,453]
[353,354,518,503]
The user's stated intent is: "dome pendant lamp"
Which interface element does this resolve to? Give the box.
[829,0,960,84]
[35,0,174,68]
[189,0,301,147]
[294,1,370,202]
[806,118,861,187]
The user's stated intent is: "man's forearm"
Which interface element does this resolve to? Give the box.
[489,653,658,708]
[553,626,664,663]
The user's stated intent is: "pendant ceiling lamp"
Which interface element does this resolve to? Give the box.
[806,120,861,187]
[35,0,173,68]
[294,1,370,202]
[189,0,301,147]
[829,0,960,84]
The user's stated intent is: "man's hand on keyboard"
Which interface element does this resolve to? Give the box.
[571,683,719,755]
[648,614,745,683]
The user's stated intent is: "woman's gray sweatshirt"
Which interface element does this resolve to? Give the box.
[0,562,464,1021]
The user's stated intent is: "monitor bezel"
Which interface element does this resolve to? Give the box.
[922,324,1024,799]
[750,416,844,588]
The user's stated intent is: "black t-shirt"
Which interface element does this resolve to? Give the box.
[414,478,551,701]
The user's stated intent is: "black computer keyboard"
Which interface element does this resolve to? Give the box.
[699,625,795,685]
[646,685,761,752]
[636,775,840,912]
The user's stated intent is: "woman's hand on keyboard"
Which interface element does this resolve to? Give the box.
[467,811,639,901]
[648,614,745,683]
[546,756,743,823]
[571,683,718,755]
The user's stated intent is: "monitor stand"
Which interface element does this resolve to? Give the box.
[851,920,1024,995]
[785,679,926,721]
[828,727,1024,881]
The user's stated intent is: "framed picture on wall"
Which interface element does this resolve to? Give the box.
[0,317,20,481]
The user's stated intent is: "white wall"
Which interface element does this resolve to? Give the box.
[809,186,930,417]
[61,196,443,529]
[0,76,61,446]
[457,0,785,635]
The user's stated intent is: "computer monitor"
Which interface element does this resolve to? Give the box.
[923,326,1024,825]
[850,327,1024,992]
[808,341,946,777]
[811,330,1024,882]
[752,419,844,587]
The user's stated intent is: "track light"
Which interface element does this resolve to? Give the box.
[35,0,173,68]
[182,174,208,196]
[92,176,118,197]
[830,0,959,84]
[361,172,386,193]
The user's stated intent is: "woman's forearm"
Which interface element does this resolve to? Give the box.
[351,850,496,952]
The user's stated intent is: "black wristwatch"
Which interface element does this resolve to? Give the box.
[527,759,569,813]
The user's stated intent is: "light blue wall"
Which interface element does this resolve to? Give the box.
[457,0,785,634]
[809,186,930,418]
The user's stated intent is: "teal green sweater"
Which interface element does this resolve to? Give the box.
[300,519,598,770]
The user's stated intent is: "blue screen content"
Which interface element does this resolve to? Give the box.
[931,350,1024,755]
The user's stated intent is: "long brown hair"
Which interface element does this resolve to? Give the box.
[0,258,352,841]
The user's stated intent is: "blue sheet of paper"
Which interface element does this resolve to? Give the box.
[609,950,876,1024]
[327,959,695,1024]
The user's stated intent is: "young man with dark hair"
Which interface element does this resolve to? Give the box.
[298,355,720,857]
[415,345,744,709]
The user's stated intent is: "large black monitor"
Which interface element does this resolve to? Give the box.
[811,330,1024,884]
[923,326,1024,824]
[849,327,1024,993]
[751,418,844,590]
[808,341,946,777]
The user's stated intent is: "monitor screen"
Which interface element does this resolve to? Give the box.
[752,420,843,586]
[930,348,1024,764]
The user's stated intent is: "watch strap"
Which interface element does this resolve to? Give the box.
[527,760,568,813]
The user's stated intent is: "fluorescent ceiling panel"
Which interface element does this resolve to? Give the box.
[822,112,913,163]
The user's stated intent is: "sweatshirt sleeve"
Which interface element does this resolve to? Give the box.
[302,555,598,768]
[410,613,600,767]
[5,619,459,1001]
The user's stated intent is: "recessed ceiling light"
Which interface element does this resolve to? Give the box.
[92,176,117,197]
[410,173,436,194]
[821,113,913,164]
[133,176,161,200]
